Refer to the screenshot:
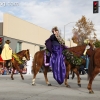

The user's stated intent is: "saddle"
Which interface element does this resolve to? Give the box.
[44,49,85,66]
[44,49,51,66]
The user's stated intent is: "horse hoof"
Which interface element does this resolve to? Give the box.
[48,84,52,86]
[72,77,74,79]
[78,84,81,87]
[22,78,24,80]
[32,83,36,86]
[89,90,94,94]
[66,85,71,88]
[72,75,75,79]
[11,78,14,80]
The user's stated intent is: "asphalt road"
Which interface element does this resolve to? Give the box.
[0,72,100,100]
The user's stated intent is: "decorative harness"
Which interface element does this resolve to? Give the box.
[12,50,29,64]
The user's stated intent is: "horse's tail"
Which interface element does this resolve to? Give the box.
[31,52,37,74]
[87,51,95,80]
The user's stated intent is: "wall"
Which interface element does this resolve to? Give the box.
[3,13,77,56]
[3,13,51,46]
[21,42,40,57]
[65,39,77,47]
[70,40,77,47]
[0,23,3,36]
[65,40,70,47]
[3,37,18,52]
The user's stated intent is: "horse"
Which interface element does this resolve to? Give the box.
[11,49,30,80]
[31,46,86,88]
[57,44,100,94]
[67,45,100,94]
[32,44,100,93]
[2,49,30,80]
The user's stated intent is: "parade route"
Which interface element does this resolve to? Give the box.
[0,72,100,100]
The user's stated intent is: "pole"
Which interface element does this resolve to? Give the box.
[64,22,76,41]
[64,25,65,41]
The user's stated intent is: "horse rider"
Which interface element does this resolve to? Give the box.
[45,26,66,84]
[1,40,12,68]
[83,39,90,73]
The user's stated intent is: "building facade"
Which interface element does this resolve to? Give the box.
[0,13,77,57]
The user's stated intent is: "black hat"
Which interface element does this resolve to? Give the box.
[5,40,11,44]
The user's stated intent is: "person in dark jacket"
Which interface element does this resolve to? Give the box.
[45,26,66,84]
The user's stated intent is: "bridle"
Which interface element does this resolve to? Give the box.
[24,50,30,60]
[16,50,30,61]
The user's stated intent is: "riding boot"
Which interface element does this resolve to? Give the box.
[6,60,11,68]
[6,60,11,75]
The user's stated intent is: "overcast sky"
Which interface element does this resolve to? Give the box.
[0,0,100,40]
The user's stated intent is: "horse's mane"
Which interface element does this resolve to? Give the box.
[17,50,27,54]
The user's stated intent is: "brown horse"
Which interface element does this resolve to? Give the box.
[11,49,30,80]
[68,45,100,93]
[10,49,30,80]
[32,44,100,93]
[68,44,100,93]
[31,46,85,88]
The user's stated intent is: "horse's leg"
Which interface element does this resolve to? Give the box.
[17,67,24,80]
[87,67,100,94]
[13,63,24,80]
[11,67,15,80]
[43,66,52,86]
[32,64,41,85]
[65,64,71,88]
[19,69,24,80]
[72,71,76,79]
[73,67,81,87]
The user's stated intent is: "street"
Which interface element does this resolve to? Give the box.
[0,72,100,100]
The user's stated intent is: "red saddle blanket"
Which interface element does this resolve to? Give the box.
[0,55,4,62]
[0,55,14,62]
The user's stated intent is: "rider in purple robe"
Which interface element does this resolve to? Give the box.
[45,26,66,84]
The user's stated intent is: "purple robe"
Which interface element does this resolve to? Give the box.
[45,37,66,84]
[50,45,66,84]
[45,38,52,53]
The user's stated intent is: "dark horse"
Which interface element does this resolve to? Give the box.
[3,49,30,80]
[31,46,86,88]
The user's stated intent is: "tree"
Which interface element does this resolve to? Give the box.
[72,16,97,45]
[93,40,100,48]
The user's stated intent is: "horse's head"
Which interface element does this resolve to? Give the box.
[17,49,30,61]
[24,49,30,61]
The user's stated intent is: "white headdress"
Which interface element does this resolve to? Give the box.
[84,39,90,44]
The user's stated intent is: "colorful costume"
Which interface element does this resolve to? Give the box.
[45,34,66,84]
[1,43,12,60]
